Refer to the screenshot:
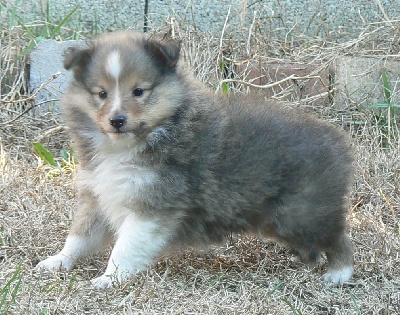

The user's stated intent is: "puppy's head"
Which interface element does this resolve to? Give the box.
[64,31,183,141]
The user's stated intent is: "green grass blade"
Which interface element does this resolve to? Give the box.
[0,286,8,311]
[222,82,230,96]
[48,4,80,39]
[381,68,391,104]
[281,298,302,315]
[0,265,22,296]
[349,291,362,315]
[210,270,227,286]
[369,103,400,108]
[0,264,23,314]
[60,149,70,161]
[46,0,52,24]
[4,274,22,314]
[17,39,41,60]
[268,281,285,297]
[7,0,20,30]
[10,275,22,302]
[16,14,36,39]
[67,271,78,292]
[33,142,57,167]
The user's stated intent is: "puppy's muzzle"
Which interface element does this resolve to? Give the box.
[110,115,127,131]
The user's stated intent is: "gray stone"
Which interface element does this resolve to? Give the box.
[29,39,84,106]
[333,56,400,109]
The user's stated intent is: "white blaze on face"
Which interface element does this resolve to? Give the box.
[106,51,122,112]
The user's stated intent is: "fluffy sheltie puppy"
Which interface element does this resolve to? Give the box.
[36,31,354,289]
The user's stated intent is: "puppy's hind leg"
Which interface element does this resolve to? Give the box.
[292,248,323,266]
[36,189,112,272]
[323,233,354,286]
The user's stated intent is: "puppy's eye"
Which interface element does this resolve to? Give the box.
[98,91,108,99]
[133,88,144,97]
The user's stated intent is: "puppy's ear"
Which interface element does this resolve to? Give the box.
[63,45,94,82]
[144,38,181,70]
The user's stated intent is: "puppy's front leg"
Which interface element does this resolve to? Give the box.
[36,189,112,272]
[91,214,171,289]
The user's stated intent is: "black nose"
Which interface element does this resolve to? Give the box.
[110,115,127,130]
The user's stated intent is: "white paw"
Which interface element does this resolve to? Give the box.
[91,274,113,289]
[323,266,353,286]
[90,270,134,289]
[36,254,74,272]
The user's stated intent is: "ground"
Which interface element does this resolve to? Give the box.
[0,17,399,315]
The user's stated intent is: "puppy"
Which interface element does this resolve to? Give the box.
[36,30,354,289]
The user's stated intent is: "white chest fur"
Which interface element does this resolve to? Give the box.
[81,139,158,228]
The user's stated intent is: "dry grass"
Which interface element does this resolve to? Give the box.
[1,15,400,315]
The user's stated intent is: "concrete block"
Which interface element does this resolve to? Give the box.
[236,61,331,105]
[333,56,400,108]
[29,39,84,105]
